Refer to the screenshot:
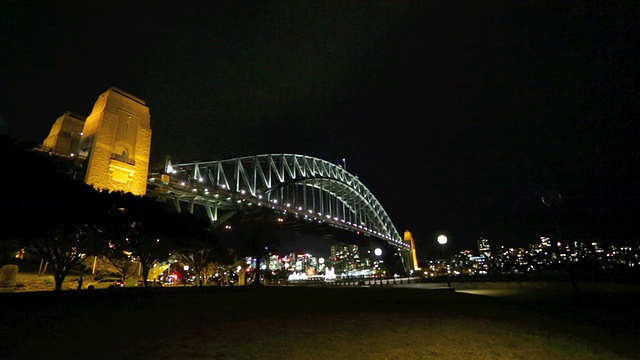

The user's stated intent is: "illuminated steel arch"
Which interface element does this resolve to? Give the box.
[147,154,409,251]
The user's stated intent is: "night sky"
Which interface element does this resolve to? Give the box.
[1,1,638,258]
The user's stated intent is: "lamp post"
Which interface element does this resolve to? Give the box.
[373,247,382,285]
[183,265,189,287]
[437,235,450,287]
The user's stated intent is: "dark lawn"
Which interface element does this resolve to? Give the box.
[0,284,638,359]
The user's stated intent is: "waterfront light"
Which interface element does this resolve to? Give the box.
[437,235,450,287]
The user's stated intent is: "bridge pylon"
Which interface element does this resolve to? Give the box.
[403,230,420,272]
[78,87,152,196]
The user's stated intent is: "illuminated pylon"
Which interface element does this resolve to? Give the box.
[403,230,420,271]
[79,87,152,196]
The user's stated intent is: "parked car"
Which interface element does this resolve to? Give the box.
[85,277,125,290]
[136,279,162,287]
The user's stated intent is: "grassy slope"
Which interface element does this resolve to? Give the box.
[0,285,638,360]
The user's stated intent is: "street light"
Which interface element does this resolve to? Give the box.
[437,235,450,287]
[437,234,447,247]
[183,265,189,286]
[373,248,382,285]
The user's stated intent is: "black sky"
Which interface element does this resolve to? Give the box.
[1,1,638,257]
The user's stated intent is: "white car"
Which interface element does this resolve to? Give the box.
[85,277,125,290]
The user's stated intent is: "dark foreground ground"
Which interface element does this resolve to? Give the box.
[0,282,638,360]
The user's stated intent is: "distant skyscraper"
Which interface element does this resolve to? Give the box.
[478,237,491,258]
[540,236,552,247]
[330,243,359,273]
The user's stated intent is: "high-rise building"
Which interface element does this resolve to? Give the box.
[478,237,491,259]
[329,243,360,273]
[540,236,552,247]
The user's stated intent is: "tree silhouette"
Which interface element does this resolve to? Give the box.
[105,192,175,288]
[0,135,113,290]
[234,214,281,286]
[542,190,581,302]
[171,211,231,286]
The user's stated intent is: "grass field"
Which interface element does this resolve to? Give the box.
[0,282,638,360]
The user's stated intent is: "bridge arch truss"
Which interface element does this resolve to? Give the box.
[148,154,409,251]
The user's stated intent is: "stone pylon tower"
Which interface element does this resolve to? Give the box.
[403,230,420,272]
[41,111,86,156]
[78,87,152,196]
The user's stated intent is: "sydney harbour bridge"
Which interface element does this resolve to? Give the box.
[40,88,418,274]
[145,153,416,273]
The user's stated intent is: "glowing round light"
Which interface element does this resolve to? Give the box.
[437,235,448,245]
[374,248,382,256]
